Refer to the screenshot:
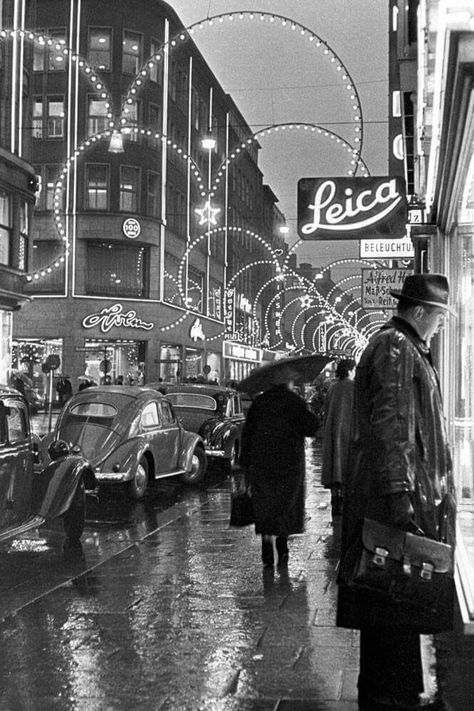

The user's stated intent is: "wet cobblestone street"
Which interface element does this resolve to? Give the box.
[0,437,441,710]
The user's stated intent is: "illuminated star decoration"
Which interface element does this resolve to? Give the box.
[195,200,221,226]
[300,294,314,307]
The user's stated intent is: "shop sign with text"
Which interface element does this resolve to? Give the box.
[298,176,407,240]
[224,288,235,337]
[82,303,154,333]
[223,341,262,362]
[362,268,413,309]
[360,236,414,259]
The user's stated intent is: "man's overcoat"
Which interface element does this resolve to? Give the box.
[337,316,455,632]
[321,378,355,488]
[240,384,319,537]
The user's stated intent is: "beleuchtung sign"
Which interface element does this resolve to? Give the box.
[297,176,408,240]
[360,236,414,259]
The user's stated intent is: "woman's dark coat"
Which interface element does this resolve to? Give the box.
[239,384,319,537]
[337,316,455,633]
[321,378,354,488]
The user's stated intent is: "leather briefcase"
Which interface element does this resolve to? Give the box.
[338,518,454,630]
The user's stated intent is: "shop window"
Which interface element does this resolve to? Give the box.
[86,164,109,210]
[46,96,64,138]
[88,28,112,71]
[0,191,11,266]
[122,30,142,75]
[85,241,148,298]
[147,171,160,218]
[87,96,109,136]
[25,241,65,294]
[120,166,140,212]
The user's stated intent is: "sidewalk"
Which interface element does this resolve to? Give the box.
[0,437,442,710]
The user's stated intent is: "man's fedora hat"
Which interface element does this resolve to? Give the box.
[390,273,455,313]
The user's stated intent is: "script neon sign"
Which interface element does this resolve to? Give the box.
[82,304,154,333]
[297,176,407,240]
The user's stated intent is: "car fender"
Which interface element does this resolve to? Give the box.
[179,431,205,471]
[200,417,239,454]
[32,455,96,521]
[100,438,154,480]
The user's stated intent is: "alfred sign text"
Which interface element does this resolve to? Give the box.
[297,176,407,240]
[362,268,413,309]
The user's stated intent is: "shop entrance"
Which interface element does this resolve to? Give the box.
[82,339,146,385]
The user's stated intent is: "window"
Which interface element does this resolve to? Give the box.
[149,39,161,83]
[88,28,112,71]
[48,29,67,71]
[85,241,148,298]
[122,99,139,143]
[86,164,108,210]
[33,36,45,71]
[166,393,216,411]
[47,96,64,138]
[160,401,175,426]
[45,165,60,210]
[123,30,142,75]
[87,97,109,136]
[5,402,28,443]
[147,171,160,218]
[141,402,159,429]
[25,241,65,294]
[33,98,43,138]
[149,103,161,148]
[187,266,204,313]
[120,166,140,212]
[0,191,12,266]
[209,280,222,319]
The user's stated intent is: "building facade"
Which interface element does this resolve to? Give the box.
[0,0,37,384]
[394,0,474,632]
[8,0,283,396]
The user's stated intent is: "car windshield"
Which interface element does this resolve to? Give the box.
[166,393,216,411]
[58,402,120,461]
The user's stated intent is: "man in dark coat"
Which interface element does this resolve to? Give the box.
[321,358,356,518]
[337,274,456,711]
[239,382,319,568]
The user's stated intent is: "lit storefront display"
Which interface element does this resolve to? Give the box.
[0,311,12,384]
[223,340,262,383]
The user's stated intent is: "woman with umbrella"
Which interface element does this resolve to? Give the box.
[238,356,327,567]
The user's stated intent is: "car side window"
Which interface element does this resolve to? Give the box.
[5,401,29,443]
[140,402,160,429]
[160,401,176,426]
[232,395,242,416]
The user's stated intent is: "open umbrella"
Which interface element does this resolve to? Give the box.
[236,354,332,396]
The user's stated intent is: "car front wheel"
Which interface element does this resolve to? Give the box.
[63,478,86,542]
[127,457,149,500]
[181,447,207,485]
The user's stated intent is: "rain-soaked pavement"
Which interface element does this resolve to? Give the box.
[0,432,441,711]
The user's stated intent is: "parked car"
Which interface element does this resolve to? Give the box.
[155,384,245,473]
[43,386,208,500]
[0,385,95,549]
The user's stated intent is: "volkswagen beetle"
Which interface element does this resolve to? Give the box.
[0,386,95,548]
[157,384,245,473]
[45,386,207,500]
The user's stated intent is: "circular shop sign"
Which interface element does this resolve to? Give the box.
[122,217,141,239]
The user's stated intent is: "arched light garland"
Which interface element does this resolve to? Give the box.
[26,125,204,281]
[211,123,369,194]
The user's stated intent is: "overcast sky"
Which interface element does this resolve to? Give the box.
[165,0,389,269]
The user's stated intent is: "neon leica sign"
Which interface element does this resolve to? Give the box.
[297,176,407,240]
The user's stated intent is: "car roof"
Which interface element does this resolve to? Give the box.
[163,384,237,396]
[0,384,27,399]
[69,385,165,402]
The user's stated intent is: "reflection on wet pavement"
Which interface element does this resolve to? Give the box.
[0,438,362,710]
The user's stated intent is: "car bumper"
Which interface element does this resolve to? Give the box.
[205,448,226,458]
[94,471,131,483]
